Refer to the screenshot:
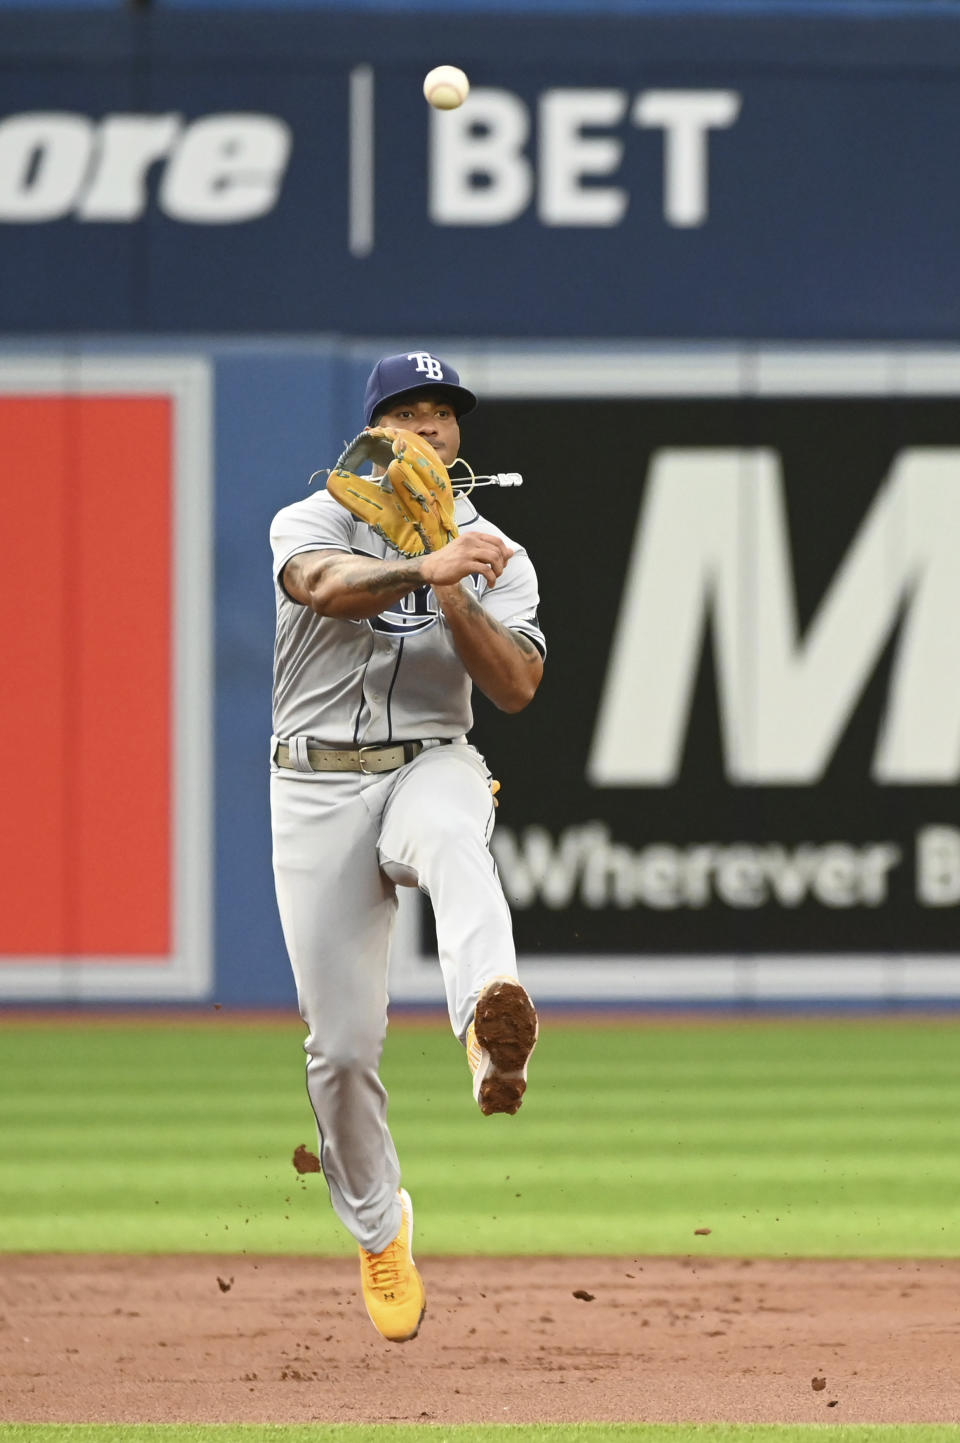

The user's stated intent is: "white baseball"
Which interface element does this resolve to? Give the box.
[423,65,470,111]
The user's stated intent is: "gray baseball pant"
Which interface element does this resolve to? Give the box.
[270,738,518,1252]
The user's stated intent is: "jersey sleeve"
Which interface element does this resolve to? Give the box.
[270,493,356,589]
[479,548,547,658]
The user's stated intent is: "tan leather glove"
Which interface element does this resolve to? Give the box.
[325,427,459,557]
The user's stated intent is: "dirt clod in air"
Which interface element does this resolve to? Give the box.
[292,1145,321,1174]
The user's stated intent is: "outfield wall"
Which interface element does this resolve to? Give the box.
[2,6,960,1006]
[3,339,960,1008]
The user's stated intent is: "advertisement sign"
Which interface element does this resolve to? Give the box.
[1,12,960,337]
[0,357,213,999]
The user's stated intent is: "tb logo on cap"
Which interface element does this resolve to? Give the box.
[407,351,445,381]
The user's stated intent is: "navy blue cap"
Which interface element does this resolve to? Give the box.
[363,351,477,427]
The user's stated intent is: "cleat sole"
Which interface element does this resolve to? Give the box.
[473,980,538,1116]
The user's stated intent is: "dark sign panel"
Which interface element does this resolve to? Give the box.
[455,378,960,961]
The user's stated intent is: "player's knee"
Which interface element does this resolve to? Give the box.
[308,1037,381,1081]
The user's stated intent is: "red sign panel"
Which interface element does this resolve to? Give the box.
[0,395,172,958]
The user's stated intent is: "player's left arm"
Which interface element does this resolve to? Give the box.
[433,581,543,713]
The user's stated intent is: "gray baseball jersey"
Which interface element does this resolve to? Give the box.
[269,488,546,744]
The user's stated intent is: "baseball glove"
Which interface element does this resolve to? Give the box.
[326,427,459,557]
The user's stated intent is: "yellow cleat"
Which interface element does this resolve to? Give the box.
[467,976,539,1116]
[358,1188,425,1342]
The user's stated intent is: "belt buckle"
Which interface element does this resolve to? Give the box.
[358,745,382,774]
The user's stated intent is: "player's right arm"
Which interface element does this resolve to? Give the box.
[283,534,513,621]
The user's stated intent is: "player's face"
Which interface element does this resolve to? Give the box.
[376,394,461,464]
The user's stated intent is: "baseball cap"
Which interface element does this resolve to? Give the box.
[363,350,477,427]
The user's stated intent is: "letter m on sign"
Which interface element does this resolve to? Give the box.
[0,359,212,999]
[588,447,960,787]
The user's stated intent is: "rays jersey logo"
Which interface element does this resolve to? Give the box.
[369,573,483,635]
[372,583,439,635]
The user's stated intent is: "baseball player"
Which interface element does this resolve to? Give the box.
[269,351,545,1343]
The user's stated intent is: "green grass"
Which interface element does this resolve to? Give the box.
[1,1016,960,1256]
[3,1426,960,1443]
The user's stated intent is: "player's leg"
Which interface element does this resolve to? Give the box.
[377,743,538,1112]
[270,771,404,1253]
[378,743,511,1033]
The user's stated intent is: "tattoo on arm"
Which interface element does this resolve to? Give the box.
[475,601,539,660]
[349,568,411,596]
[335,557,423,597]
[511,630,539,657]
[446,586,541,662]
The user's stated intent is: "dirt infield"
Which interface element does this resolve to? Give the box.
[3,1253,959,1424]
